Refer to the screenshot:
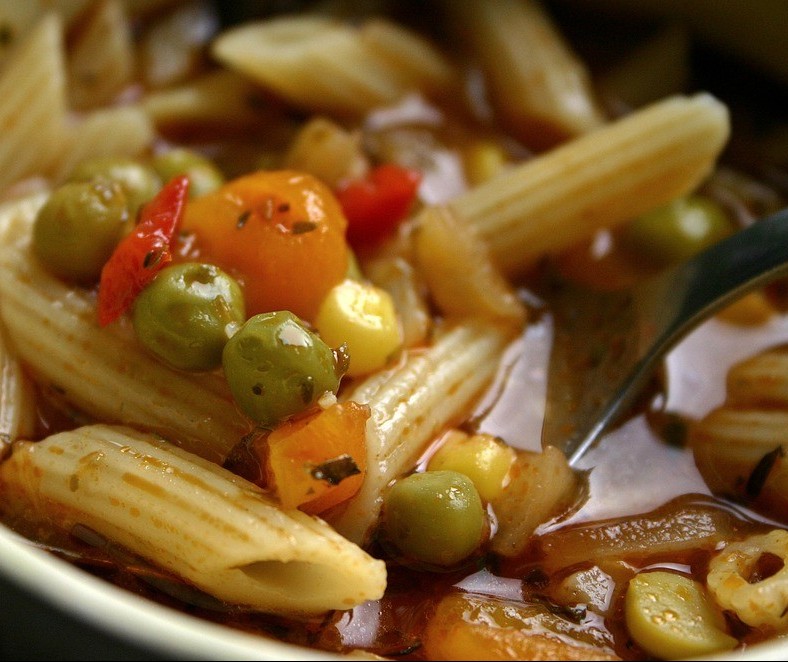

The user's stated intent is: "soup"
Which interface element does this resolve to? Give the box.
[0,1,787,660]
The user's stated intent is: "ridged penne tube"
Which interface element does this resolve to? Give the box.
[0,424,387,615]
[141,69,272,130]
[490,445,579,557]
[0,207,249,463]
[51,106,155,182]
[689,407,788,519]
[0,324,36,454]
[413,205,526,325]
[724,349,788,407]
[329,318,515,544]
[0,13,67,190]
[66,0,134,110]
[453,93,730,277]
[211,15,455,118]
[445,0,605,149]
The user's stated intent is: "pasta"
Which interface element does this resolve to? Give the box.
[0,423,386,614]
[0,2,785,661]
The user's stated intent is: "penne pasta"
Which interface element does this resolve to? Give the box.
[0,424,386,615]
[211,14,456,118]
[445,0,605,149]
[0,13,68,191]
[51,106,155,183]
[329,318,516,545]
[0,201,248,463]
[66,0,135,110]
[452,93,730,277]
[0,324,37,455]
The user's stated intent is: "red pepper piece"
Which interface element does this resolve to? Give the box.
[97,175,190,326]
[335,164,421,247]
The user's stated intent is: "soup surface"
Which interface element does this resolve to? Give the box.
[0,1,787,660]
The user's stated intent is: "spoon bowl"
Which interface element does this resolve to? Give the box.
[543,207,788,465]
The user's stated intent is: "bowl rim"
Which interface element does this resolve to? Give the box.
[3,520,788,661]
[0,523,348,661]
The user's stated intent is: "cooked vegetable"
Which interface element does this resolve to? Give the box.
[179,169,350,322]
[427,430,515,501]
[97,175,190,326]
[335,163,421,248]
[380,469,486,568]
[32,179,130,284]
[132,262,245,371]
[264,400,369,514]
[625,570,736,659]
[622,194,736,265]
[151,147,225,199]
[314,278,402,377]
[68,155,162,218]
[222,311,345,428]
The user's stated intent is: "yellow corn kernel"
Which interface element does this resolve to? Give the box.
[315,278,402,377]
[463,139,509,186]
[427,430,515,501]
[625,571,737,659]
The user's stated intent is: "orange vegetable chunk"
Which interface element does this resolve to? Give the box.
[265,401,369,514]
[179,169,349,322]
[423,592,619,661]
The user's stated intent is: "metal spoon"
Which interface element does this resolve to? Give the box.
[541,206,788,466]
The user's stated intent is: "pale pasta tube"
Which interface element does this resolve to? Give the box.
[490,445,579,557]
[453,93,730,277]
[0,13,68,190]
[689,407,788,518]
[0,324,36,454]
[725,349,788,406]
[211,15,455,118]
[51,105,155,182]
[141,69,272,130]
[329,318,515,544]
[445,0,605,149]
[0,424,387,615]
[0,206,248,463]
[66,0,134,110]
[413,205,526,325]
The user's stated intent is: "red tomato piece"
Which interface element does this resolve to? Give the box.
[97,175,190,326]
[335,163,421,247]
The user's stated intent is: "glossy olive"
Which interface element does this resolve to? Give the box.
[151,148,225,199]
[132,262,246,371]
[32,179,130,284]
[381,470,486,568]
[68,156,162,218]
[222,311,344,428]
[623,195,736,266]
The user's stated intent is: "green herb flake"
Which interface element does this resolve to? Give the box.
[310,454,361,486]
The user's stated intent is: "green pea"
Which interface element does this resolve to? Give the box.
[623,195,736,266]
[32,179,130,284]
[133,262,246,371]
[68,156,162,218]
[380,470,486,568]
[222,311,344,428]
[150,148,225,199]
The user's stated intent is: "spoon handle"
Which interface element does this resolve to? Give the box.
[564,206,788,466]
